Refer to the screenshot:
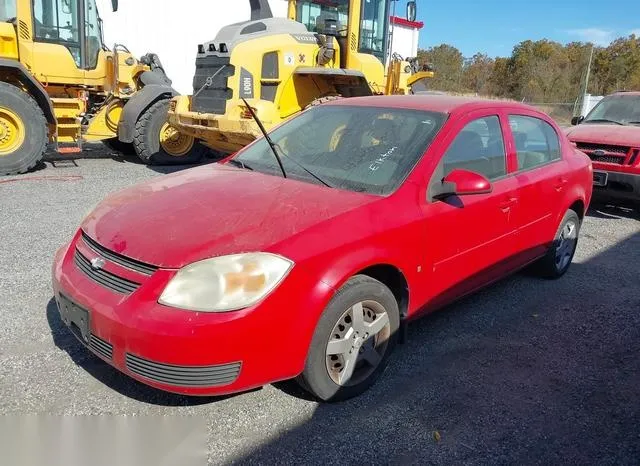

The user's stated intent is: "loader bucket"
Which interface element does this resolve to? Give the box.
[407,71,436,94]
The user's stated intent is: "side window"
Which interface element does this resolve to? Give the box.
[33,0,81,67]
[509,115,561,171]
[84,0,103,69]
[440,116,506,181]
[0,0,17,22]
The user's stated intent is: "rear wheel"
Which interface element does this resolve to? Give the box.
[133,99,208,165]
[298,275,399,402]
[0,82,47,176]
[531,209,581,279]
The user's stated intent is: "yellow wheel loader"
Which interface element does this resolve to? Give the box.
[0,0,207,176]
[167,0,435,155]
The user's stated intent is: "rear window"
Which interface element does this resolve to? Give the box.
[509,115,561,170]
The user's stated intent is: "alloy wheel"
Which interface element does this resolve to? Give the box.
[325,300,391,387]
[555,219,577,271]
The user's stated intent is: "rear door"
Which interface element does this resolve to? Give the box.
[421,110,521,305]
[507,112,568,258]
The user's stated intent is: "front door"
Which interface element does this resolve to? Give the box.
[30,0,85,83]
[421,111,521,307]
[30,0,105,85]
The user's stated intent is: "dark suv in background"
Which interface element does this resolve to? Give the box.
[566,92,640,207]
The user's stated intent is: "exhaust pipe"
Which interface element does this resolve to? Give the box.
[249,0,273,20]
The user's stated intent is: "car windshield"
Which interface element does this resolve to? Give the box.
[584,95,640,125]
[233,105,447,195]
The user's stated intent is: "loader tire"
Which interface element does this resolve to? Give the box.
[133,99,208,166]
[0,82,47,176]
[103,137,135,155]
[304,94,343,109]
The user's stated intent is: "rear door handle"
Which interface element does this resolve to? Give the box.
[499,197,518,211]
[554,177,569,191]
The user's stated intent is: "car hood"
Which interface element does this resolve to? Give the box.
[565,124,640,147]
[81,164,378,268]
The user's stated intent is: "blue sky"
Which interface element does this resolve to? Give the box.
[414,0,640,57]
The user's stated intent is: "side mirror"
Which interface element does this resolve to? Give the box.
[571,115,584,126]
[111,0,118,12]
[407,1,417,22]
[433,169,492,199]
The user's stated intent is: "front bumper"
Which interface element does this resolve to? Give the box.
[51,231,332,396]
[592,166,640,203]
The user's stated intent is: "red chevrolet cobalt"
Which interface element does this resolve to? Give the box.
[52,96,593,401]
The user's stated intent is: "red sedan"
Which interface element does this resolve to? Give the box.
[52,96,593,401]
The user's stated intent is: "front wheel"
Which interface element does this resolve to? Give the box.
[0,82,47,176]
[133,99,209,165]
[298,275,400,402]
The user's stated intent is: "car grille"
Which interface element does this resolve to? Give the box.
[191,55,235,114]
[576,142,629,154]
[575,142,629,165]
[81,232,157,276]
[74,249,140,294]
[588,155,625,164]
[89,334,113,360]
[125,353,242,387]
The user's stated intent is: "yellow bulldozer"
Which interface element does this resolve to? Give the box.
[167,0,435,155]
[0,0,207,176]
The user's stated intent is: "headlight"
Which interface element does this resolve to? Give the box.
[158,253,293,312]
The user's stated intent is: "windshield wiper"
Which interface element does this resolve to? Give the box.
[627,121,640,125]
[240,98,333,188]
[584,118,624,125]
[226,159,253,171]
[241,98,287,178]
[274,144,335,188]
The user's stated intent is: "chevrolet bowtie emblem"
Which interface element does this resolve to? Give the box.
[90,257,106,270]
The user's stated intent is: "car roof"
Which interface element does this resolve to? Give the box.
[326,94,541,115]
[609,91,640,97]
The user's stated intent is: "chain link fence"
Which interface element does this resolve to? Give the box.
[525,103,577,127]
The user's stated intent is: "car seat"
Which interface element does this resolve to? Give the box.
[444,131,493,178]
[513,131,548,169]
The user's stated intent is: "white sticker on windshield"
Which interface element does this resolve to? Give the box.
[369,146,398,171]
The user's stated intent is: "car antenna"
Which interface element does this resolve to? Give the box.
[241,98,287,178]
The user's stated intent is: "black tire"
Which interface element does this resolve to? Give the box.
[531,209,581,279]
[0,82,47,176]
[102,137,135,155]
[132,99,209,165]
[298,275,400,402]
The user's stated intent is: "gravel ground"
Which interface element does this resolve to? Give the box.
[1,149,639,465]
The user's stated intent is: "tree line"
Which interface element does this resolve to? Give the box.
[417,35,640,104]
